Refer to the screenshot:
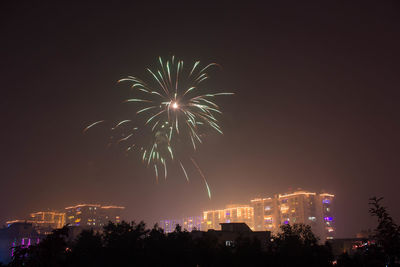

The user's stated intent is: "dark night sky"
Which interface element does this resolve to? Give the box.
[1,2,399,238]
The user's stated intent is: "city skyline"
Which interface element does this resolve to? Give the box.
[1,2,400,240]
[4,188,336,241]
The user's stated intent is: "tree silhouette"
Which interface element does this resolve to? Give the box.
[7,221,335,267]
[272,223,333,267]
[369,196,400,266]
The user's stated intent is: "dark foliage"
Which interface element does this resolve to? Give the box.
[8,221,334,267]
[369,197,400,266]
[8,197,400,266]
[335,197,400,267]
[271,224,333,267]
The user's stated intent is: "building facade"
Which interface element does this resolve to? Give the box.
[319,193,335,240]
[159,189,335,241]
[202,205,254,231]
[159,216,202,233]
[65,204,124,228]
[251,197,280,232]
[278,191,319,229]
[29,211,66,230]
[6,211,66,235]
[250,190,335,240]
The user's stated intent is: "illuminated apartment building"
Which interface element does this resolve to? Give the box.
[182,216,202,232]
[202,205,254,231]
[159,219,183,233]
[159,216,202,233]
[100,205,124,225]
[278,191,319,229]
[319,193,335,240]
[251,190,336,241]
[6,211,66,235]
[65,204,124,227]
[251,197,279,232]
[29,211,66,229]
[202,209,225,231]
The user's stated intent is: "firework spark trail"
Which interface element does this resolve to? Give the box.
[191,158,211,199]
[85,56,232,198]
[83,120,105,133]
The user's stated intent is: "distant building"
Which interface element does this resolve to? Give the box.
[0,223,43,264]
[201,209,224,231]
[65,204,124,228]
[278,191,319,231]
[6,211,66,235]
[29,211,66,234]
[202,205,254,231]
[318,193,335,240]
[250,190,336,240]
[159,216,202,233]
[159,219,183,233]
[251,197,280,232]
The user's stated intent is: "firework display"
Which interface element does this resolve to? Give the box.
[85,56,232,198]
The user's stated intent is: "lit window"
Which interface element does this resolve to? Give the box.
[280,205,289,213]
[225,240,234,247]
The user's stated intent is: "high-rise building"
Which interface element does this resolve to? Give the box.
[278,191,319,228]
[202,209,225,231]
[29,211,66,229]
[182,216,202,232]
[159,216,202,233]
[318,193,335,240]
[251,190,335,241]
[159,219,183,233]
[251,197,280,232]
[65,204,124,227]
[202,205,254,231]
[6,211,66,235]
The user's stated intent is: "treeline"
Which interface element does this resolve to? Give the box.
[3,197,400,267]
[7,222,333,267]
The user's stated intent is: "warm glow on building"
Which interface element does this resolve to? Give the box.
[250,190,336,240]
[29,211,66,229]
[202,205,254,231]
[6,211,66,235]
[65,204,125,227]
